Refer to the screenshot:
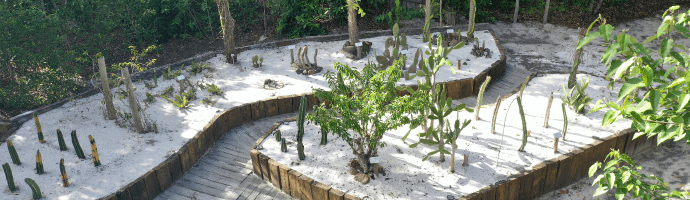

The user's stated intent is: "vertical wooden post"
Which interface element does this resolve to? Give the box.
[121,67,145,133]
[98,57,116,120]
[215,0,236,64]
[513,0,520,23]
[554,138,559,153]
[290,49,294,63]
[543,0,550,23]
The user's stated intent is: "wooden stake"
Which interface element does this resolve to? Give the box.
[544,93,553,128]
[98,57,116,120]
[462,153,469,167]
[554,138,559,153]
[121,67,145,133]
[290,49,294,64]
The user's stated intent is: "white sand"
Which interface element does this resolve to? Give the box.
[0,31,499,199]
[259,74,631,199]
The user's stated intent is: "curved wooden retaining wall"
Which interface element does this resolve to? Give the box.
[91,24,504,200]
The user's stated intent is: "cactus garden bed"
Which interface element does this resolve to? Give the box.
[0,28,501,199]
[256,73,631,199]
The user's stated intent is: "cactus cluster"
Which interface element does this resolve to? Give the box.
[251,55,264,68]
[296,96,307,160]
[71,131,86,159]
[7,140,21,165]
[275,130,281,141]
[475,76,491,120]
[375,24,407,71]
[33,113,46,143]
[89,135,101,167]
[470,40,492,58]
[3,163,16,191]
[60,158,69,187]
[291,46,322,75]
[57,129,68,151]
[25,178,42,199]
[36,150,44,174]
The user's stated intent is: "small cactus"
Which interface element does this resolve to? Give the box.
[71,130,86,159]
[57,129,68,151]
[320,126,327,145]
[36,150,44,174]
[517,96,528,152]
[280,138,287,152]
[89,135,101,167]
[475,76,491,120]
[275,130,281,141]
[297,96,307,160]
[7,140,21,165]
[33,113,46,143]
[60,158,69,187]
[519,76,530,98]
[562,103,568,140]
[25,178,42,199]
[297,142,305,160]
[491,95,502,134]
[3,163,16,191]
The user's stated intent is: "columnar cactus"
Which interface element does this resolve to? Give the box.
[25,178,42,199]
[297,96,307,160]
[280,138,287,153]
[519,76,530,98]
[7,140,20,165]
[71,131,86,159]
[60,158,69,187]
[36,150,44,174]
[33,113,46,143]
[544,93,554,128]
[320,126,327,145]
[275,130,281,141]
[562,103,568,140]
[475,76,491,120]
[57,129,68,151]
[491,95,503,134]
[517,96,528,152]
[2,163,16,191]
[89,135,101,166]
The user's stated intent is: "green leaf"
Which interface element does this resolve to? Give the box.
[679,93,690,112]
[670,52,685,68]
[576,31,600,50]
[419,139,438,145]
[416,70,427,77]
[614,58,635,80]
[593,174,605,186]
[650,90,661,112]
[620,171,632,183]
[589,162,602,177]
[632,43,651,58]
[603,110,616,126]
[440,149,451,155]
[615,188,626,200]
[607,60,623,79]
[618,78,642,102]
[600,24,614,42]
[606,173,616,188]
[604,160,618,170]
[593,186,610,196]
[602,43,620,65]
[409,142,419,148]
[660,39,674,58]
[658,126,679,145]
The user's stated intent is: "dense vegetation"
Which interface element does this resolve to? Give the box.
[0,0,643,119]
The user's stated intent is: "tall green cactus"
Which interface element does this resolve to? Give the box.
[60,158,69,187]
[89,135,101,166]
[36,150,44,174]
[281,138,287,152]
[57,129,68,151]
[33,113,46,143]
[519,76,530,98]
[25,178,42,199]
[491,95,502,134]
[475,76,491,120]
[297,142,305,160]
[71,131,86,159]
[3,163,16,191]
[297,96,307,142]
[7,140,20,165]
[562,103,568,140]
[517,96,528,152]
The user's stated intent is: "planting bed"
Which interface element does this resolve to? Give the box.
[0,25,503,199]
[254,73,632,200]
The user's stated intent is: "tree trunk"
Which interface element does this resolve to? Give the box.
[215,0,236,64]
[424,0,431,41]
[356,151,370,174]
[543,0,550,23]
[121,67,145,133]
[569,28,586,88]
[469,0,475,39]
[450,143,456,173]
[348,1,359,44]
[98,57,116,120]
[438,119,445,162]
[513,0,520,23]
[439,0,443,26]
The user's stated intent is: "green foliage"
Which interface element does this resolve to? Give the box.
[271,0,334,38]
[162,85,175,97]
[605,0,627,7]
[187,61,209,75]
[588,150,690,200]
[7,140,20,165]
[3,163,16,191]
[145,92,156,104]
[206,83,222,95]
[162,95,191,109]
[561,77,593,114]
[200,96,215,106]
[308,61,409,173]
[112,45,158,73]
[578,6,690,199]
[24,178,42,200]
[71,130,86,159]
[399,35,466,162]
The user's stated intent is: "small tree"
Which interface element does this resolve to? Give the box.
[347,0,365,44]
[215,0,236,63]
[308,61,409,174]
[577,7,690,200]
